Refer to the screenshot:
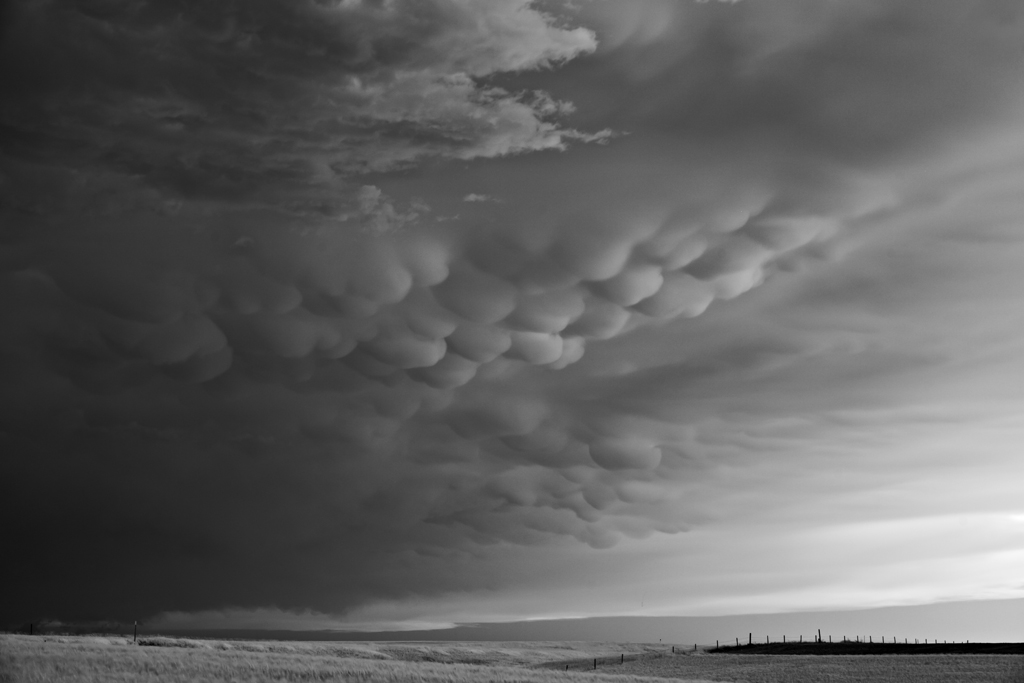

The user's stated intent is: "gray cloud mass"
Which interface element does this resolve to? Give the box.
[3,0,1024,629]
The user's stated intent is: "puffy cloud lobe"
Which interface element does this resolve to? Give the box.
[505,288,585,333]
[432,264,518,324]
[633,272,714,319]
[505,331,564,365]
[445,323,512,363]
[589,439,663,471]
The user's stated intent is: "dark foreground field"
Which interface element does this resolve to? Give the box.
[2,634,1023,682]
[711,641,1024,655]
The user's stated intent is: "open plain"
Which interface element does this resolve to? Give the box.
[3,634,1023,683]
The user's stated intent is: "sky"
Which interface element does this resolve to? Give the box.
[2,0,1024,641]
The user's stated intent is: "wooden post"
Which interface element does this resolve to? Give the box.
[766,636,768,644]
[133,621,137,643]
[671,646,674,653]
[829,636,832,643]
[818,629,821,643]
[716,640,719,649]
[621,653,624,663]
[783,635,786,643]
[748,633,752,645]
[593,658,596,669]
[694,644,697,651]
[29,623,33,636]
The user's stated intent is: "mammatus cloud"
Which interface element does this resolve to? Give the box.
[4,0,1024,631]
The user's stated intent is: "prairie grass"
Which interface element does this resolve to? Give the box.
[0,635,711,683]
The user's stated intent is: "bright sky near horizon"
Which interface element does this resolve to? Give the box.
[3,0,1024,635]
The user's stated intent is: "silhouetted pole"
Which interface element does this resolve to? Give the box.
[749,633,752,645]
[829,636,832,643]
[818,629,821,643]
[134,621,137,643]
[716,640,719,649]
[593,658,596,669]
[783,636,786,643]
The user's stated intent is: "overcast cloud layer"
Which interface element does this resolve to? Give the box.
[3,0,1024,631]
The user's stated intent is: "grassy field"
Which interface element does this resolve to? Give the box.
[0,635,707,683]
[2,634,1023,683]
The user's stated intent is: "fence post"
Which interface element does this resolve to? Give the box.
[716,640,719,649]
[818,629,821,643]
[593,658,596,670]
[621,654,624,664]
[134,621,138,643]
[749,633,752,645]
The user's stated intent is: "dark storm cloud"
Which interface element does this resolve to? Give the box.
[4,0,1024,629]
[0,0,597,214]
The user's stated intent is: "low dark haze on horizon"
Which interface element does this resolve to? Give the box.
[2,0,1024,640]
